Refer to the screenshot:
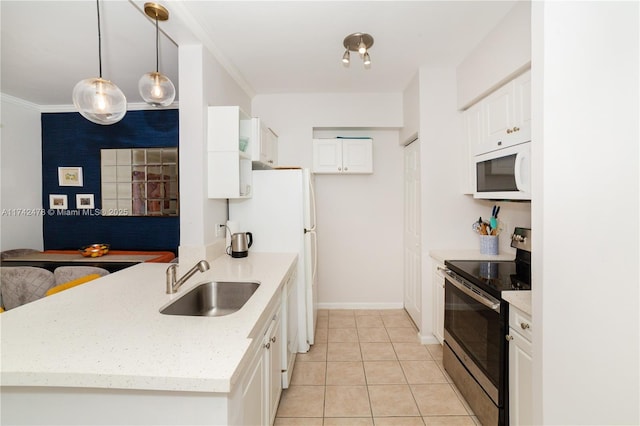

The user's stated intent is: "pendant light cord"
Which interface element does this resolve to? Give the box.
[96,0,102,78]
[155,16,160,73]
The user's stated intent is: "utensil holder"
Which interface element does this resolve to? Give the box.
[480,235,499,255]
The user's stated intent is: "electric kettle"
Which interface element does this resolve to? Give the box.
[229,232,253,258]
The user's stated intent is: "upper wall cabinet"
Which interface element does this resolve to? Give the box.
[207,106,253,199]
[252,118,278,169]
[312,138,373,174]
[468,70,531,156]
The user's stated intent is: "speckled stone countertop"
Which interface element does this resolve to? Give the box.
[502,291,532,316]
[0,252,297,393]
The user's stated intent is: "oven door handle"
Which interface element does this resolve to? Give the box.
[443,269,501,312]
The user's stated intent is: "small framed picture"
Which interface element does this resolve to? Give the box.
[49,194,68,209]
[58,167,83,187]
[76,194,95,209]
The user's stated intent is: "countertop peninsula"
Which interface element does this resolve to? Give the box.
[0,252,297,394]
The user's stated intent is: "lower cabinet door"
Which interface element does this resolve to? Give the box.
[242,347,266,426]
[268,314,283,424]
[509,329,533,425]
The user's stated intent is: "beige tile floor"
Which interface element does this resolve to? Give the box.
[275,309,480,426]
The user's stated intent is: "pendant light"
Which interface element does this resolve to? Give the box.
[72,0,127,125]
[138,2,175,107]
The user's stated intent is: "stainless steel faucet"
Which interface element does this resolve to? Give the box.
[166,260,210,294]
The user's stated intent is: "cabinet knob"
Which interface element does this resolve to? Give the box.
[338,167,342,171]
[513,126,520,132]
[497,141,502,146]
[271,336,277,343]
[505,335,513,342]
[506,129,512,134]
[265,342,271,349]
[520,322,530,330]
[268,160,274,164]
[344,167,348,171]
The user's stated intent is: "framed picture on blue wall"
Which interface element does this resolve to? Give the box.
[58,166,83,187]
[49,194,68,209]
[76,194,94,209]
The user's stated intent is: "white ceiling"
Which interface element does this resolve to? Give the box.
[1,0,518,106]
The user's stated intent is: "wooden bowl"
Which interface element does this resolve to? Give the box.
[79,244,110,258]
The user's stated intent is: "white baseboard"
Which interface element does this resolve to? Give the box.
[317,302,404,310]
[420,334,441,345]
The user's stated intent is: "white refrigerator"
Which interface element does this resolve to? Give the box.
[229,169,318,356]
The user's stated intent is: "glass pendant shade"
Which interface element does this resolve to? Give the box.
[72,77,127,125]
[138,71,175,107]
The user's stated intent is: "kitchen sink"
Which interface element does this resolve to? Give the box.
[160,281,260,317]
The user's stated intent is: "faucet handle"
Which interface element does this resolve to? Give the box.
[166,264,178,294]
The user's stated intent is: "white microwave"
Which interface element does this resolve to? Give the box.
[474,142,531,200]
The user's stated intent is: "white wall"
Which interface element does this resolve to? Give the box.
[532,2,639,424]
[176,44,252,266]
[0,95,43,251]
[313,129,404,308]
[252,93,404,307]
[457,0,531,109]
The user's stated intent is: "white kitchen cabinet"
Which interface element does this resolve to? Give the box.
[238,339,266,426]
[312,138,373,174]
[466,70,531,157]
[235,290,284,426]
[507,305,533,426]
[207,106,253,198]
[264,311,283,425]
[281,270,297,389]
[431,259,446,344]
[252,118,278,168]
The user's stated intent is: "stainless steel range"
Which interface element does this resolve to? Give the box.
[442,227,531,426]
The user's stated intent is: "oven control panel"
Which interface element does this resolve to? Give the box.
[510,227,531,252]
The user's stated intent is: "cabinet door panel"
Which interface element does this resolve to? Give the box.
[242,348,265,426]
[313,140,342,173]
[342,139,373,174]
[483,84,514,152]
[509,330,533,426]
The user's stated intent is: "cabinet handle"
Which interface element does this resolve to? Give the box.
[513,126,520,132]
[505,335,513,342]
[271,336,277,343]
[265,342,271,350]
[520,322,530,330]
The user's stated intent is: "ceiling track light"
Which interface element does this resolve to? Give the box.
[72,0,127,125]
[139,2,175,107]
[342,32,374,68]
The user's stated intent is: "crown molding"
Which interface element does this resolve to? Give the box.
[1,93,40,111]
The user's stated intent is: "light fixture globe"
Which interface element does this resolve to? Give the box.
[72,77,127,125]
[139,71,175,107]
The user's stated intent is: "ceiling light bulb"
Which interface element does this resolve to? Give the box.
[358,40,367,55]
[342,50,351,65]
[363,52,371,66]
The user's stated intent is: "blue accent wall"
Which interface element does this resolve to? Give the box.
[41,110,179,254]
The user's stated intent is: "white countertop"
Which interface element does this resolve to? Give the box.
[429,249,514,264]
[0,252,297,393]
[502,290,532,316]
